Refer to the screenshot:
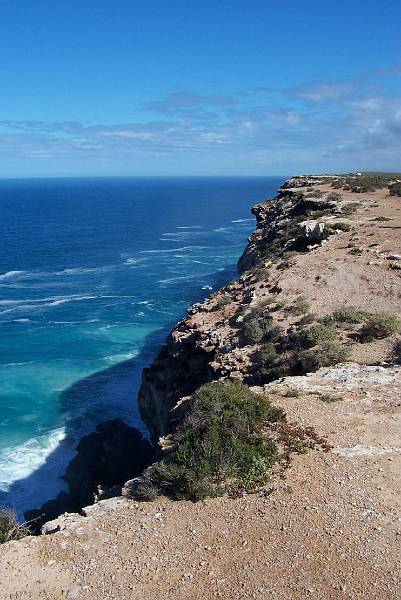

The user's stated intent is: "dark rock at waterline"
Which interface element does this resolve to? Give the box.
[65,419,154,506]
[25,419,155,533]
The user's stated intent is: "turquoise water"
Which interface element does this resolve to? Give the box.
[0,176,282,513]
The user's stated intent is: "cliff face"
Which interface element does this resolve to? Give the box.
[138,175,401,445]
[2,174,401,600]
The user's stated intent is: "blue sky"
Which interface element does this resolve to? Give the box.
[0,0,400,177]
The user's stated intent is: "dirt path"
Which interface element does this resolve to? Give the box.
[1,363,400,600]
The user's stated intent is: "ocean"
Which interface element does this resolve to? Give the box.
[0,176,282,515]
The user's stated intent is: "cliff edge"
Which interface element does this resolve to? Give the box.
[1,174,400,600]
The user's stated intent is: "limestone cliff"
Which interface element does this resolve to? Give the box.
[139,175,401,446]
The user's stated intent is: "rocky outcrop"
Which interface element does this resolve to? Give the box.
[138,179,356,444]
[25,419,154,532]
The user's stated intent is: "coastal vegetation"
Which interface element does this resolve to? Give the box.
[131,381,286,501]
[0,509,28,544]
[330,172,401,193]
[239,299,401,385]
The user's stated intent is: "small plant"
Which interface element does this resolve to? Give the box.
[360,313,401,342]
[392,338,401,362]
[0,509,28,544]
[319,393,341,404]
[331,221,352,232]
[340,202,360,215]
[257,342,277,368]
[326,191,342,202]
[292,439,309,454]
[308,190,323,198]
[298,313,315,327]
[242,317,265,344]
[290,296,311,316]
[242,313,276,345]
[370,216,392,222]
[301,323,338,348]
[215,294,232,309]
[332,306,368,324]
[299,340,351,372]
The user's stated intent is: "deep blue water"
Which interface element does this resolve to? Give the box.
[0,176,282,514]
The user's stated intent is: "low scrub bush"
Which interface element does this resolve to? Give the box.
[301,323,338,348]
[215,294,232,309]
[131,382,285,501]
[331,221,352,232]
[299,340,351,372]
[332,306,368,324]
[326,191,342,202]
[370,216,392,222]
[389,182,401,197]
[360,313,400,342]
[242,303,282,346]
[341,202,360,215]
[298,313,315,327]
[289,296,311,316]
[242,313,275,344]
[0,509,28,544]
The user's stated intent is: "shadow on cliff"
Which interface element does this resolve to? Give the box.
[1,263,239,519]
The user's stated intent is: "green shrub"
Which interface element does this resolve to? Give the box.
[326,192,342,202]
[301,324,338,348]
[215,294,232,309]
[242,306,282,345]
[331,221,352,232]
[341,202,360,215]
[242,317,265,344]
[299,340,351,372]
[132,382,285,501]
[257,342,277,368]
[389,182,401,197]
[0,509,28,544]
[332,306,368,324]
[290,296,311,316]
[370,216,392,222]
[360,313,400,342]
[298,313,315,327]
[319,393,341,404]
[243,313,274,344]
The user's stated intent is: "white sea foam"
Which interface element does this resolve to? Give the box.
[0,265,116,286]
[0,427,66,492]
[139,246,209,254]
[123,257,147,265]
[0,295,100,315]
[231,218,254,223]
[176,225,204,229]
[0,270,26,281]
[158,272,214,285]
